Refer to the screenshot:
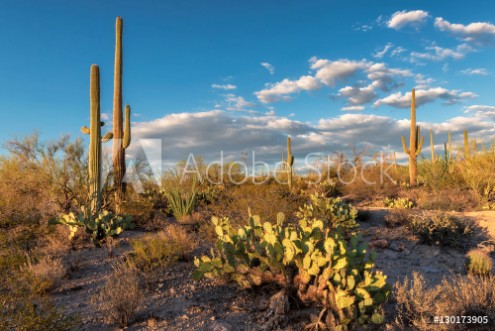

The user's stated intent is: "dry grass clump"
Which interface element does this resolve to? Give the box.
[395,272,440,330]
[129,225,197,273]
[395,272,495,330]
[203,182,303,226]
[466,249,493,276]
[25,256,66,294]
[90,263,143,328]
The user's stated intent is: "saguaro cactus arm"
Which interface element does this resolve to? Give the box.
[401,136,409,154]
[415,126,424,156]
[122,105,131,148]
[102,132,114,142]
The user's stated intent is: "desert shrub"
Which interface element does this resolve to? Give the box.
[460,148,495,208]
[162,170,199,223]
[202,182,303,228]
[296,193,358,234]
[384,209,412,228]
[129,225,196,273]
[194,210,390,330]
[413,187,478,211]
[51,209,134,247]
[438,274,495,329]
[25,256,66,294]
[0,134,90,228]
[395,272,495,331]
[407,213,473,248]
[466,249,493,276]
[383,197,414,209]
[394,272,441,330]
[418,158,461,190]
[0,296,77,331]
[0,248,77,330]
[90,263,143,328]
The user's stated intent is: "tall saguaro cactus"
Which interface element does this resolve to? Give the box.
[429,129,437,163]
[81,65,114,213]
[112,16,131,213]
[287,136,294,189]
[401,88,424,186]
[464,130,470,159]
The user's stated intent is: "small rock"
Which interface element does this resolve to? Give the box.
[370,239,389,249]
[210,321,236,331]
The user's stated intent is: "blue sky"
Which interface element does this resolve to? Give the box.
[1,0,495,167]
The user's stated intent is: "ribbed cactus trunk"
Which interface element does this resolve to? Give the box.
[89,65,102,213]
[112,16,131,213]
[81,65,114,215]
[401,89,424,187]
[287,137,294,189]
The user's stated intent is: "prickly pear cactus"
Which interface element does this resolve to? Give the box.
[50,209,134,247]
[193,201,390,330]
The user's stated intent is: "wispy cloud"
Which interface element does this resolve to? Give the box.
[261,62,275,75]
[410,43,474,62]
[461,68,489,76]
[341,106,365,111]
[211,83,237,90]
[387,10,429,30]
[373,43,394,58]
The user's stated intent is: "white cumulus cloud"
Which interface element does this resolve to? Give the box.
[388,10,429,30]
[435,17,495,45]
[374,88,477,108]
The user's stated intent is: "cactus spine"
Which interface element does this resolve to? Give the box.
[287,136,294,189]
[112,17,131,213]
[81,65,114,213]
[401,89,424,186]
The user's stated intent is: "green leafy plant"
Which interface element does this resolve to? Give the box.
[383,197,414,209]
[193,206,390,330]
[51,209,134,247]
[296,193,358,234]
[466,249,493,276]
[162,171,199,223]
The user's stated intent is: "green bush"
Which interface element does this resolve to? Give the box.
[193,208,390,330]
